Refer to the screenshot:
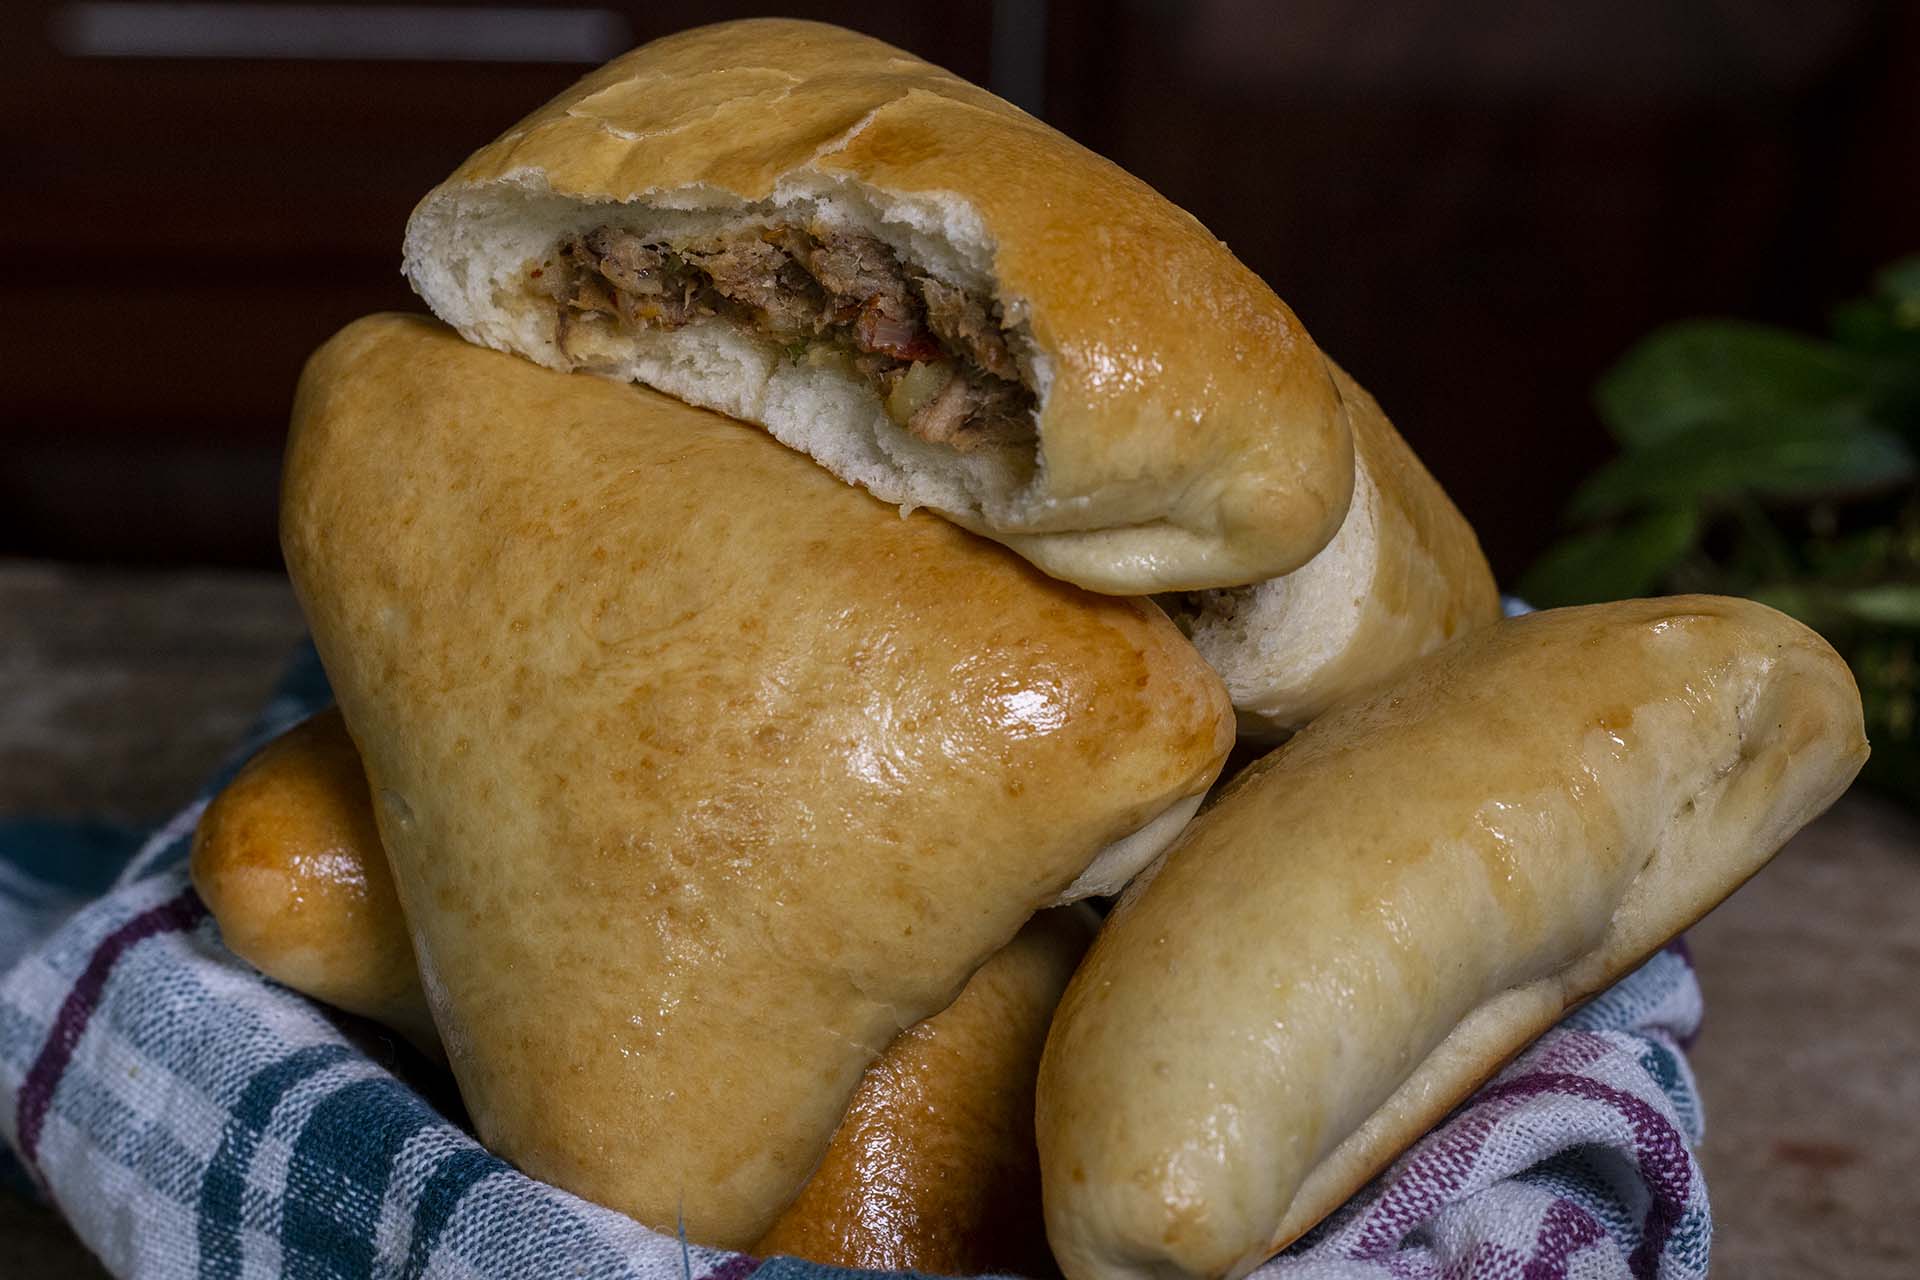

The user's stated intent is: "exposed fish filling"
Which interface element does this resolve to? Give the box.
[539,224,1037,453]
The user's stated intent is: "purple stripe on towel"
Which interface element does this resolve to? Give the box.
[14,886,206,1167]
[1474,1072,1693,1277]
[1345,1047,1689,1262]
[1522,1198,1608,1279]
[701,1254,761,1280]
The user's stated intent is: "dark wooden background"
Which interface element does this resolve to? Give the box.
[4,0,1917,580]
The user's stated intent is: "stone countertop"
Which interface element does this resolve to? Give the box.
[1,560,1915,1278]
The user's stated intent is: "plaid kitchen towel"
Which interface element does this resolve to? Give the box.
[0,641,1712,1280]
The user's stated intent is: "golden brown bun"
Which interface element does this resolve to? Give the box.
[192,711,1091,1271]
[280,314,1232,1247]
[189,709,438,1055]
[1037,597,1867,1280]
[1174,360,1501,737]
[403,19,1353,595]
[757,905,1096,1273]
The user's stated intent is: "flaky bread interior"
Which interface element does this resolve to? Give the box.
[406,181,1044,530]
[1171,361,1499,737]
[1036,596,1867,1280]
[403,19,1354,595]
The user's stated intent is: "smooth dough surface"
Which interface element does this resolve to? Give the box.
[1037,596,1866,1280]
[280,314,1232,1247]
[191,712,1092,1272]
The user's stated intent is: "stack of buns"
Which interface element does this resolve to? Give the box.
[197,20,1868,1280]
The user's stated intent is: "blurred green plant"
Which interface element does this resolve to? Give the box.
[1521,257,1920,805]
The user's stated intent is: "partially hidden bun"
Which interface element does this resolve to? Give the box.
[192,710,1092,1272]
[757,905,1097,1273]
[1038,597,1867,1280]
[404,18,1352,595]
[1169,360,1499,738]
[189,709,438,1056]
[280,314,1232,1247]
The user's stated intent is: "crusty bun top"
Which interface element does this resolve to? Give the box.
[279,314,1232,1247]
[404,18,1352,595]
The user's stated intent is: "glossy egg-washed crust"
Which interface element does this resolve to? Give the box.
[192,710,1092,1271]
[189,708,440,1056]
[755,904,1097,1272]
[409,18,1353,593]
[280,314,1232,1248]
[1037,597,1866,1280]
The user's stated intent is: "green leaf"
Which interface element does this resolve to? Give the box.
[1741,583,1920,633]
[1876,256,1920,314]
[1849,629,1920,808]
[1516,508,1701,607]
[1595,320,1878,448]
[1743,583,1827,628]
[1568,420,1913,521]
[1832,298,1908,354]
[1839,584,1920,628]
[1830,298,1920,382]
[1804,526,1894,579]
[1722,496,1799,584]
[1859,742,1920,811]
